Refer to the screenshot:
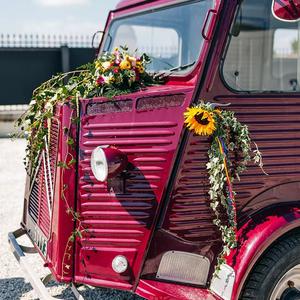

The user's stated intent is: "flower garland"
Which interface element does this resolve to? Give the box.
[14,46,161,278]
[15,46,160,172]
[184,102,265,272]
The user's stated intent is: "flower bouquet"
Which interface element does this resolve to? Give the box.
[15,46,160,170]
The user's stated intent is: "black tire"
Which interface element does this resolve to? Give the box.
[239,231,300,300]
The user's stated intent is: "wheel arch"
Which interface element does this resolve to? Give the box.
[228,206,300,300]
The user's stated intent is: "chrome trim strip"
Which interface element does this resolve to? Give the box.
[29,153,43,193]
[44,136,53,210]
[42,151,52,222]
[210,264,235,300]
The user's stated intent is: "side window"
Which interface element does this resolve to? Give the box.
[222,0,300,93]
[273,29,299,91]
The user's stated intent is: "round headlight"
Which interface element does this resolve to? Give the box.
[91,146,108,182]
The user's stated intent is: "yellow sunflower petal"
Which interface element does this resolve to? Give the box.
[183,106,216,136]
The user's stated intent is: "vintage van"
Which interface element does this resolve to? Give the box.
[9,0,300,299]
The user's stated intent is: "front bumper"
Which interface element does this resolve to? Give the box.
[136,279,221,300]
[8,228,65,300]
[8,228,226,300]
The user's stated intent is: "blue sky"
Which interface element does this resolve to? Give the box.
[0,0,120,36]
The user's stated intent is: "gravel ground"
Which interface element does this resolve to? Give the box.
[0,138,144,300]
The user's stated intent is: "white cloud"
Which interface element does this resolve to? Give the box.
[35,0,90,7]
[21,20,101,35]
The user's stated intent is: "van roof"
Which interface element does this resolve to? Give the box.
[116,0,156,10]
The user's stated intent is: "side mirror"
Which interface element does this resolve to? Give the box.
[231,5,242,37]
[92,31,113,57]
[272,0,300,22]
[92,31,104,48]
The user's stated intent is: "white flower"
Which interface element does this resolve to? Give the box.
[45,102,53,111]
[29,100,36,106]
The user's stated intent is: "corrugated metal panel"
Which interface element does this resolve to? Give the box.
[229,97,300,213]
[27,118,60,240]
[162,134,220,241]
[76,90,192,289]
[162,96,300,246]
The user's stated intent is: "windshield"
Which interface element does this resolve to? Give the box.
[103,0,214,73]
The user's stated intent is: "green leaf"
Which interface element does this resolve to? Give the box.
[67,138,74,146]
[68,158,76,166]
[57,161,69,169]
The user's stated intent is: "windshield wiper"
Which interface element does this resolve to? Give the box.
[170,61,196,72]
[150,61,196,80]
[149,56,175,69]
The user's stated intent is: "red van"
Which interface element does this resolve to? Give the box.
[9,0,300,299]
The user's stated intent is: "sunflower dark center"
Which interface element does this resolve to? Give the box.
[195,112,209,125]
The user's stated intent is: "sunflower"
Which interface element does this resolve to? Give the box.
[184,106,216,136]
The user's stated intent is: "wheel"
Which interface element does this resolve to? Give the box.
[240,231,300,300]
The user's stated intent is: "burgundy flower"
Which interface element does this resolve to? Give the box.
[96,76,105,85]
[135,69,140,81]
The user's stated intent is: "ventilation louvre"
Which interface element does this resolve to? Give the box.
[27,118,59,240]
[136,94,185,111]
[156,251,210,286]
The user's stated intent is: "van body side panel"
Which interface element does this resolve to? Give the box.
[74,87,194,290]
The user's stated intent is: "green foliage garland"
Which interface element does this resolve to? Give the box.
[14,46,161,277]
[184,102,265,273]
[15,46,160,172]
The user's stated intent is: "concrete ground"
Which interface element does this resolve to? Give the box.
[0,138,142,300]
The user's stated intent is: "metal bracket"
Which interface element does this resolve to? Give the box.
[8,228,86,300]
[71,283,85,300]
[41,273,54,285]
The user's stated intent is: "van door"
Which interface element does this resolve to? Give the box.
[140,0,300,294]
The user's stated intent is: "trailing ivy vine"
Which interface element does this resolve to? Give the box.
[184,102,265,273]
[14,46,160,276]
[15,46,160,173]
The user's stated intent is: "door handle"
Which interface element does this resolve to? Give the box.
[207,102,231,109]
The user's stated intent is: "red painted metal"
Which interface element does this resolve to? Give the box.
[228,206,300,300]
[73,1,223,292]
[198,2,300,298]
[22,103,77,282]
[202,78,300,299]
[28,158,50,236]
[44,104,77,282]
[75,86,194,290]
[18,0,300,299]
[27,118,60,238]
[116,0,151,10]
[46,103,78,282]
[143,132,222,278]
[140,0,300,298]
[136,279,221,300]
[272,0,300,22]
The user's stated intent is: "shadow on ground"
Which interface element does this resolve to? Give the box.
[0,278,144,300]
